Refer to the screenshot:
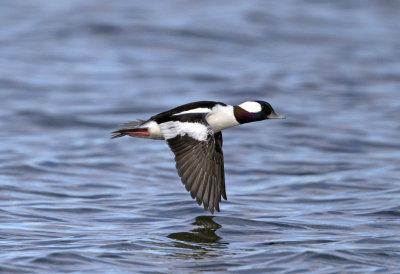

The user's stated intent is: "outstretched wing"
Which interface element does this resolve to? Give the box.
[159,114,227,213]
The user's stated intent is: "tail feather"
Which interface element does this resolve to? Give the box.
[111,120,145,139]
[111,130,128,139]
[122,120,144,128]
[111,122,151,139]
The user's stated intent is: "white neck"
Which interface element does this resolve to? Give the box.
[206,104,239,132]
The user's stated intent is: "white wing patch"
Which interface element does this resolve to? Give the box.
[160,121,210,141]
[239,101,262,113]
[173,108,211,116]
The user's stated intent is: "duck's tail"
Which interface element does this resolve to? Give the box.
[111,120,148,139]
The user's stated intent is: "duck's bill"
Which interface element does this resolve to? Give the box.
[267,111,286,119]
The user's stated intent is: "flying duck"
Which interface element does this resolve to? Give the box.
[112,101,285,213]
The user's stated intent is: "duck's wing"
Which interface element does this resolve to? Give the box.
[159,114,227,213]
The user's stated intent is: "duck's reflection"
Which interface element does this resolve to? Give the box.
[168,216,222,244]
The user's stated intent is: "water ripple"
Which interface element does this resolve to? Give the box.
[1,0,400,273]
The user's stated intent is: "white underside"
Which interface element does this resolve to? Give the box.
[139,104,239,140]
[160,121,210,141]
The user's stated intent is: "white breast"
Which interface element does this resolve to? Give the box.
[206,105,239,132]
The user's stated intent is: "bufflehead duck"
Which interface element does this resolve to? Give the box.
[112,101,285,213]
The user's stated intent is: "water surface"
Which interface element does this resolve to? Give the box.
[1,0,400,273]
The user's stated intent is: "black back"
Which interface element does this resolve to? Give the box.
[150,101,226,123]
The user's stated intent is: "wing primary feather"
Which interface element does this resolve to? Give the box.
[163,116,227,213]
[180,161,197,186]
[175,147,199,178]
[215,160,222,203]
[202,175,212,210]
[197,165,210,208]
[214,164,221,209]
[190,147,208,199]
[209,175,216,213]
[221,170,227,200]
[185,155,203,191]
[194,167,208,205]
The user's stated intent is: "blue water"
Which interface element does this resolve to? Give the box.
[1,0,400,273]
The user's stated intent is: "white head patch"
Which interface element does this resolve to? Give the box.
[239,101,262,113]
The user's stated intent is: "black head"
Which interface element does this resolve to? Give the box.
[233,101,285,124]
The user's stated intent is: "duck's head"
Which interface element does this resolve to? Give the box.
[234,101,285,124]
